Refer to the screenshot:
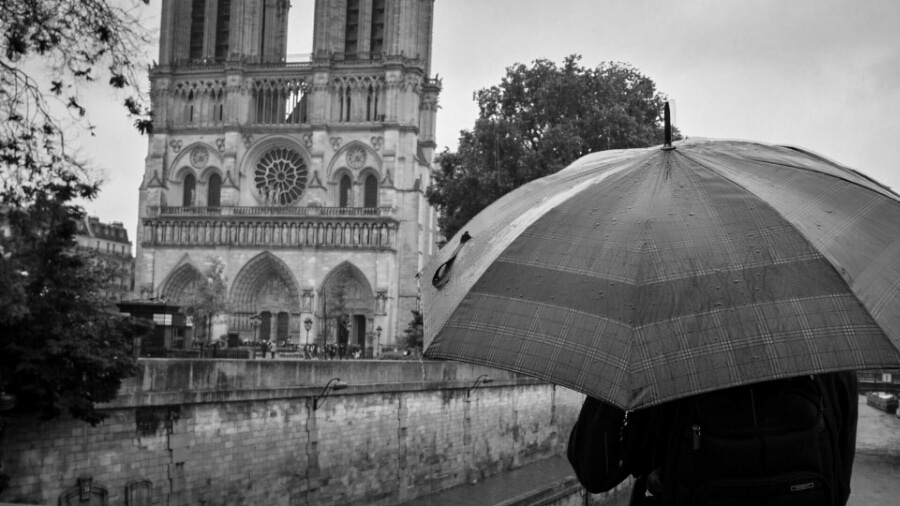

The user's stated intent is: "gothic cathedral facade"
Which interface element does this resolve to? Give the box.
[135,0,440,353]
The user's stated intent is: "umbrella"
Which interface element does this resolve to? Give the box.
[421,137,900,411]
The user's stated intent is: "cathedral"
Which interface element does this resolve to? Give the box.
[134,0,440,354]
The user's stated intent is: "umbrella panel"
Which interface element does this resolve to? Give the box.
[424,141,900,410]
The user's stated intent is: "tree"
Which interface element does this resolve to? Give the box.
[0,180,147,425]
[177,256,229,344]
[402,310,423,355]
[323,274,352,346]
[427,55,678,240]
[1,0,152,206]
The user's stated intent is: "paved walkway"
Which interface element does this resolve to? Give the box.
[398,455,573,506]
[404,395,900,505]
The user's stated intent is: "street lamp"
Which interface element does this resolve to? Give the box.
[375,326,382,356]
[313,378,348,411]
[467,374,493,398]
[304,317,313,346]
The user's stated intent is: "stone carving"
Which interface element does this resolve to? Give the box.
[346,145,367,169]
[301,133,313,149]
[215,138,226,152]
[330,137,343,150]
[301,289,315,312]
[257,278,293,313]
[169,140,183,153]
[370,136,383,151]
[242,134,253,148]
[375,291,388,314]
[190,146,209,168]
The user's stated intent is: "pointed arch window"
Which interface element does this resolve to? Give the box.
[370,0,385,58]
[215,0,231,61]
[364,174,378,208]
[339,175,352,207]
[345,0,360,58]
[345,86,352,122]
[183,174,196,207]
[189,0,206,60]
[208,173,222,207]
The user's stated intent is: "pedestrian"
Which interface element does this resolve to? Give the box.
[567,371,858,505]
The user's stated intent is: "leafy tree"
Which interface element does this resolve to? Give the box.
[323,274,352,346]
[0,180,147,425]
[1,0,152,206]
[402,310,423,355]
[177,256,229,344]
[427,55,678,239]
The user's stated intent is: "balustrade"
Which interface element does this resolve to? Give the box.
[142,217,396,250]
[148,206,395,217]
[154,60,403,129]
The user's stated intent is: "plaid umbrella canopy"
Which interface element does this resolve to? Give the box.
[421,138,900,411]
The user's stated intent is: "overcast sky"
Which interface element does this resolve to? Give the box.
[74,0,900,248]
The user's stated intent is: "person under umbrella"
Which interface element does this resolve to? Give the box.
[421,107,900,505]
[567,370,857,505]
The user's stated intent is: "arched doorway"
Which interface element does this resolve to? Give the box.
[259,311,272,340]
[319,262,375,354]
[229,252,302,343]
[158,262,204,347]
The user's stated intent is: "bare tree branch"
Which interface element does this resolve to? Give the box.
[0,0,152,205]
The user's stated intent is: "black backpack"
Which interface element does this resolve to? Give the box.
[656,375,836,506]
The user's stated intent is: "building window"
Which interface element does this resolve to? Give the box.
[370,0,385,57]
[338,86,351,122]
[364,174,378,207]
[344,0,359,58]
[215,0,231,60]
[183,174,196,207]
[339,175,352,207]
[189,0,206,60]
[208,173,222,207]
[254,147,309,205]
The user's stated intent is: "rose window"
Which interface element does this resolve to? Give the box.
[254,147,308,205]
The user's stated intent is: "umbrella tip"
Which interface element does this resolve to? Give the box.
[663,101,675,151]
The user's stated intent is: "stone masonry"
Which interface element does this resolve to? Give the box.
[0,360,584,505]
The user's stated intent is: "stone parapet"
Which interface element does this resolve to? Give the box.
[141,216,397,249]
[109,359,533,408]
[0,360,584,506]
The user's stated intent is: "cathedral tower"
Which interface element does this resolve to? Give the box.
[135,0,440,352]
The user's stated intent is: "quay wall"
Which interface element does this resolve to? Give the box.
[0,359,585,506]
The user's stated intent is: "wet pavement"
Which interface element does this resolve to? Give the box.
[405,395,900,505]
[848,394,900,505]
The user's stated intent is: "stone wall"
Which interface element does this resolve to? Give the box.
[0,360,585,505]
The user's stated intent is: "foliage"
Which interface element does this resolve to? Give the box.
[0,181,147,425]
[375,351,422,361]
[402,310,424,353]
[177,256,229,343]
[321,270,354,345]
[427,55,678,240]
[0,0,152,206]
